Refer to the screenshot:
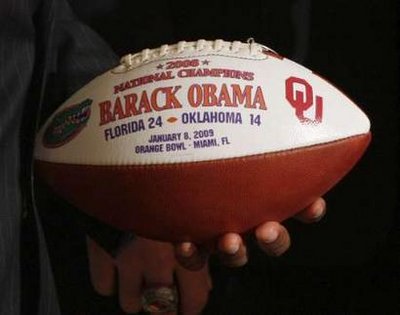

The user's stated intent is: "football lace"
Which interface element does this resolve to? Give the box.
[114,39,276,72]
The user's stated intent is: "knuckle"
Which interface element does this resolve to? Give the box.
[221,254,248,267]
[120,299,141,314]
[261,230,291,257]
[181,290,210,314]
[93,283,113,296]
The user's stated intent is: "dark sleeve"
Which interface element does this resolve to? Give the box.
[34,0,137,258]
[0,0,126,314]
[39,0,119,121]
[0,0,61,314]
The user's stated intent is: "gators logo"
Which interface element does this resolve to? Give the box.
[43,98,92,148]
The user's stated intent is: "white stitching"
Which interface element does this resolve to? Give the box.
[177,41,186,53]
[196,39,206,51]
[159,44,168,56]
[114,39,277,73]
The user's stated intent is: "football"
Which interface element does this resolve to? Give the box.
[35,39,371,242]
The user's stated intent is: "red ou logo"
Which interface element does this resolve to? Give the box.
[285,76,323,124]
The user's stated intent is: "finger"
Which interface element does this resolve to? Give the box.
[143,262,175,286]
[217,233,248,267]
[255,222,291,257]
[174,242,209,271]
[86,236,115,296]
[141,241,176,315]
[295,197,326,223]
[175,262,211,315]
[116,242,144,314]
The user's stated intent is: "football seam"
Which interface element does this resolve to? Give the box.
[111,53,268,73]
[35,132,370,169]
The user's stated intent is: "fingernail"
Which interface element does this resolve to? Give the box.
[312,205,325,220]
[263,228,279,243]
[180,242,195,257]
[225,242,240,255]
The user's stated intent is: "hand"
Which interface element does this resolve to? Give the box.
[175,197,327,269]
[87,236,212,315]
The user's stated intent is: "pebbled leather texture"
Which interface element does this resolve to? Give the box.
[36,132,371,243]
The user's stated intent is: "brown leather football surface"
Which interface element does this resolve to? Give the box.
[35,133,370,242]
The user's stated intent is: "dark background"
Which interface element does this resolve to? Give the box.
[37,0,399,314]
